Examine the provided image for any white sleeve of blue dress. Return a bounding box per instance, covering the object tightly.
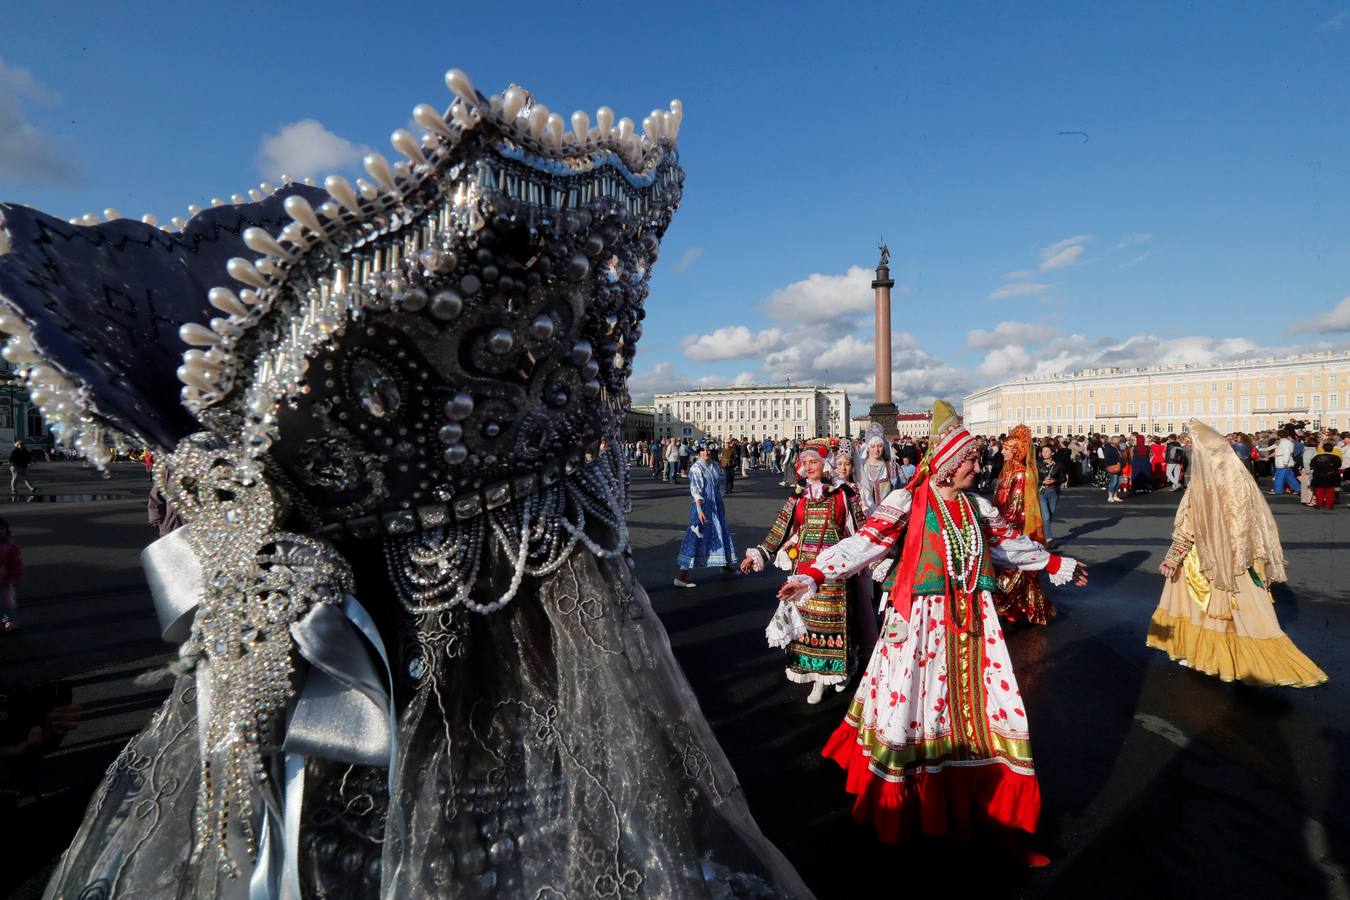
[688,463,705,502]
[973,494,1079,584]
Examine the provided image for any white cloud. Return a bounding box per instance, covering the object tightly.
[256,119,370,181]
[1117,233,1153,249]
[813,334,873,371]
[760,266,880,322]
[672,247,703,272]
[1316,9,1348,30]
[1039,235,1089,271]
[1290,296,1350,335]
[988,282,1051,300]
[628,362,693,402]
[1004,269,1036,279]
[975,345,1033,380]
[0,57,80,185]
[965,321,1061,350]
[680,325,786,361]
[968,329,1350,389]
[1118,252,1151,269]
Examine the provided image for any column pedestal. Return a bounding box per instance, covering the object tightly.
[870,262,898,439]
[867,401,899,439]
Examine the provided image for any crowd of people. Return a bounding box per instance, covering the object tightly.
[642,405,1326,868]
[957,423,1350,511]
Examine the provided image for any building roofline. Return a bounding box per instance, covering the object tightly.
[652,385,844,395]
[964,349,1350,397]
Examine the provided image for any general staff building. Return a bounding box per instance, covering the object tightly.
[962,351,1350,437]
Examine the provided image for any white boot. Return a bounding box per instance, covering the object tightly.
[806,682,826,704]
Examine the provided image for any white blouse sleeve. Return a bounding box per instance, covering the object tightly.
[689,464,705,502]
[973,494,1079,585]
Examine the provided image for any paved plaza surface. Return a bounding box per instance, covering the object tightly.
[2,460,1348,898]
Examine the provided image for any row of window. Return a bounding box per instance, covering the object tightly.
[1011,392,1345,420]
[656,425,809,439]
[1013,372,1345,406]
[1008,416,1342,435]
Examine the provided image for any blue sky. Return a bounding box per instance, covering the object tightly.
[4,1,1349,409]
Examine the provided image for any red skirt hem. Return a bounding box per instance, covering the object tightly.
[821,719,1041,844]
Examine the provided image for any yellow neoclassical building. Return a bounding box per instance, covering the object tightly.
[963,350,1350,437]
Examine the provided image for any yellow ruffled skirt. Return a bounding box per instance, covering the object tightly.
[1146,552,1327,688]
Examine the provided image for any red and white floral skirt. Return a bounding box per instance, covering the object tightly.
[822,588,1040,843]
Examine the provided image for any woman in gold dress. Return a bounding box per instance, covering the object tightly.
[1147,419,1327,687]
[992,425,1056,624]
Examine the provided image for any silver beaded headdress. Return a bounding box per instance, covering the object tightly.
[0,67,684,876]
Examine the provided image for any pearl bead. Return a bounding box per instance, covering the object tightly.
[486,328,514,354]
[444,393,474,420]
[527,315,554,340]
[430,290,463,320]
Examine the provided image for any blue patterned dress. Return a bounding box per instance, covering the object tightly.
[677,459,737,568]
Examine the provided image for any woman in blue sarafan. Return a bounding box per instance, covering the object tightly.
[675,440,738,587]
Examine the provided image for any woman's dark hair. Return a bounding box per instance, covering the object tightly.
[1323,441,1336,452]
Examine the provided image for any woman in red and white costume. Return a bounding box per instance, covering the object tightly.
[777,415,1089,864]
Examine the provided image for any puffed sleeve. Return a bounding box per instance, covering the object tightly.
[974,494,1080,586]
[688,464,705,502]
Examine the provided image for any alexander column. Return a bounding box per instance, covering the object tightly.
[868,243,900,438]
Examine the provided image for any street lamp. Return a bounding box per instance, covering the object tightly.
[0,370,21,444]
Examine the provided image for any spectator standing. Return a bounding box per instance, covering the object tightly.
[663,438,680,483]
[1165,434,1186,490]
[1341,434,1350,505]
[1309,442,1341,511]
[1149,437,1167,486]
[1299,434,1319,507]
[8,441,36,496]
[1231,433,1252,477]
[1102,436,1124,502]
[720,440,740,494]
[780,440,798,486]
[1053,439,1073,489]
[1130,433,1152,494]
[0,518,23,632]
[678,438,691,475]
[1254,432,1276,479]
[1269,427,1299,496]
[1068,436,1085,485]
[1038,444,1064,548]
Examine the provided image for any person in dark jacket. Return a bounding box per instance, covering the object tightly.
[1038,444,1065,548]
[7,441,36,495]
[1309,442,1342,511]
